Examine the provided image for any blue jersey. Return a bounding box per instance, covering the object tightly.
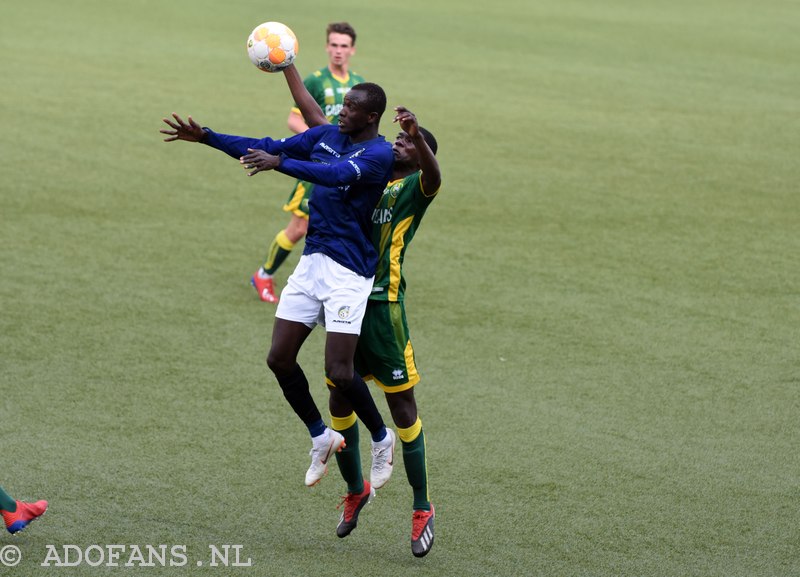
[204,125,393,277]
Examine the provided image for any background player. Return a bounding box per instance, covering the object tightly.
[251,22,365,303]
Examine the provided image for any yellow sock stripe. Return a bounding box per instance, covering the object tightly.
[423,428,430,502]
[276,230,296,250]
[397,417,423,443]
[264,230,296,270]
[263,236,280,270]
[331,412,357,431]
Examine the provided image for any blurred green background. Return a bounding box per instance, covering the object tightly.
[1,0,798,575]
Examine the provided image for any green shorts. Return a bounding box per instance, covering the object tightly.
[283,179,313,218]
[354,301,420,393]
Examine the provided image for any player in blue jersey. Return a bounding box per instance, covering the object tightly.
[162,80,396,489]
[283,64,441,557]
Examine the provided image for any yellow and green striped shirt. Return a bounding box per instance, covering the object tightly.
[370,171,440,302]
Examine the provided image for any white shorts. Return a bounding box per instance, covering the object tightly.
[275,253,374,335]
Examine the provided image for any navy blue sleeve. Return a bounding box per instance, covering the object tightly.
[202,129,283,160]
[277,145,393,187]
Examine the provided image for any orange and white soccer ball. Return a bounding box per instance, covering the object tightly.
[246,21,299,73]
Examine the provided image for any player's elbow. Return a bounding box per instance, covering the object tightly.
[423,176,442,195]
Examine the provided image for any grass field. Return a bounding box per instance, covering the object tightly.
[2,0,799,575]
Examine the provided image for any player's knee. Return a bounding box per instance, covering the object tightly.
[328,385,350,413]
[286,217,308,241]
[266,350,292,376]
[387,390,418,428]
[326,364,353,390]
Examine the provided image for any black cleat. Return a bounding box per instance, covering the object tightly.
[411,505,435,557]
[336,481,375,538]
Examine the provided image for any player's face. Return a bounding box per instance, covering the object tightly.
[326,33,355,69]
[338,89,372,134]
[392,132,418,166]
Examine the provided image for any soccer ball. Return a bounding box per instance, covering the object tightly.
[246,22,299,73]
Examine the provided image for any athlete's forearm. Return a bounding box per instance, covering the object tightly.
[203,129,281,160]
[284,65,327,129]
[413,133,441,193]
[277,157,357,186]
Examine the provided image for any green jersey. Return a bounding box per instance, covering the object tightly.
[292,67,366,124]
[370,172,440,302]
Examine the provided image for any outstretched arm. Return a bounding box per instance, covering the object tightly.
[162,112,288,176]
[393,107,441,194]
[282,64,327,129]
[160,113,207,143]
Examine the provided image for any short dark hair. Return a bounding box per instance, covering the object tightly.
[418,127,438,155]
[327,22,356,45]
[351,82,386,117]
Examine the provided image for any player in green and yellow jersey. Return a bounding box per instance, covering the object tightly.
[331,108,441,558]
[252,22,366,303]
[281,62,441,557]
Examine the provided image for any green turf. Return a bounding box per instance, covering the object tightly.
[1,0,799,575]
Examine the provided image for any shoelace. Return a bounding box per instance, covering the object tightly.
[337,492,360,517]
[372,444,390,470]
[412,510,431,538]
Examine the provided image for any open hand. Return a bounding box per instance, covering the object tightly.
[393,106,419,137]
[160,113,206,143]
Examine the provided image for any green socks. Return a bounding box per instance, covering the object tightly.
[0,486,17,512]
[263,230,295,275]
[332,414,364,494]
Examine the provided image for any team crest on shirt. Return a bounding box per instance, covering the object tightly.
[338,306,351,320]
[388,182,402,198]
